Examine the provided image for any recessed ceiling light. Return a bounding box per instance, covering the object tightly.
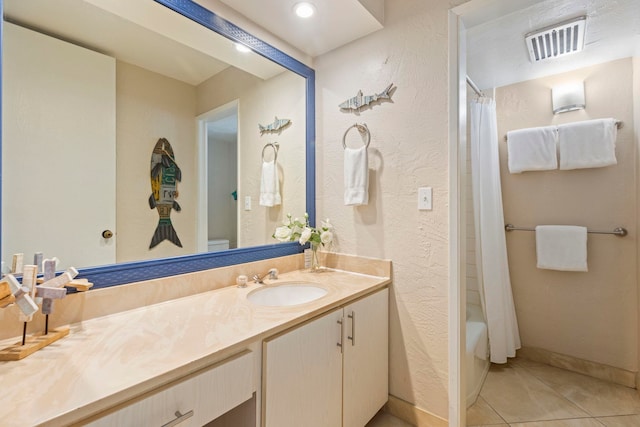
[293,2,315,18]
[235,43,251,53]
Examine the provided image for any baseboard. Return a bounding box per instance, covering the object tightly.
[385,395,448,427]
[518,346,637,388]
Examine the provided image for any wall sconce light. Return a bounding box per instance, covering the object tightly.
[552,82,585,114]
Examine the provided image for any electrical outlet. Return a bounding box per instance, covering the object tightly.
[418,187,432,210]
[244,196,252,211]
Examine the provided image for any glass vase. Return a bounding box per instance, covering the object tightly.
[310,242,321,271]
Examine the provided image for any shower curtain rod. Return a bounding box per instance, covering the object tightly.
[505,224,628,237]
[466,76,484,97]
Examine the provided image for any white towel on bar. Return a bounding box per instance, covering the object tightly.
[344,146,369,206]
[535,225,588,272]
[558,118,617,170]
[506,126,558,173]
[259,160,281,207]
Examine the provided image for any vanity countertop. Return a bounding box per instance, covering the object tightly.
[0,267,390,426]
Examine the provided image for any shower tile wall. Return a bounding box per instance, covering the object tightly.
[466,97,480,307]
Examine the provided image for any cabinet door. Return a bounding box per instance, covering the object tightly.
[263,309,343,427]
[343,288,389,427]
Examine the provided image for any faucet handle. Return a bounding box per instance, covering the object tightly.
[268,268,279,280]
[236,275,248,288]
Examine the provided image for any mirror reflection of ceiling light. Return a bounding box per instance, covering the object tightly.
[235,43,251,53]
[293,2,316,18]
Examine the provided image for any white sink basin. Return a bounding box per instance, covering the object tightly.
[247,282,328,307]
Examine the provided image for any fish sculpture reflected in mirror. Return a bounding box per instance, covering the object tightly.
[259,116,291,134]
[339,83,396,111]
[149,138,183,249]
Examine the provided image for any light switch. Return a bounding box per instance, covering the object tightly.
[244,196,252,211]
[418,187,432,210]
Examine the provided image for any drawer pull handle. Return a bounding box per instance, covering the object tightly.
[161,410,194,427]
[337,318,344,353]
[348,311,355,346]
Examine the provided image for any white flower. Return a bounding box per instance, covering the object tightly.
[274,226,293,242]
[274,213,335,249]
[299,227,312,245]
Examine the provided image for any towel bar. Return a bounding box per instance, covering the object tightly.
[504,224,628,237]
[503,120,622,141]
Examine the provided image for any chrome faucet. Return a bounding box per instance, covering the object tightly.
[253,268,278,284]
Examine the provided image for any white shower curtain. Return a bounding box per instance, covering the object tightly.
[469,98,521,364]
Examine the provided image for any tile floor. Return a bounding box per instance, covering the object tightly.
[366,411,414,427]
[364,357,640,427]
[467,358,640,427]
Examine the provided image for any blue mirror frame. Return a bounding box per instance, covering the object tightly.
[0,0,315,289]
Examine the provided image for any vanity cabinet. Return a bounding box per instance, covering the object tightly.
[86,351,255,427]
[263,288,388,427]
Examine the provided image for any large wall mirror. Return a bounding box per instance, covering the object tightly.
[1,0,316,288]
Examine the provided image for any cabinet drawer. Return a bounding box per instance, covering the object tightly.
[86,351,255,426]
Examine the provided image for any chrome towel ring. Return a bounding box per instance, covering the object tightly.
[342,123,371,149]
[261,142,279,162]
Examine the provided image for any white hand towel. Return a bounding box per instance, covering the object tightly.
[558,118,617,170]
[259,160,281,207]
[344,146,369,206]
[506,126,558,173]
[535,225,588,272]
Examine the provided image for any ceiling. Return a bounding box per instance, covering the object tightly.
[4,0,285,86]
[464,0,640,90]
[217,0,384,57]
[4,0,385,85]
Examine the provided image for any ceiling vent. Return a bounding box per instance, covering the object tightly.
[525,16,587,63]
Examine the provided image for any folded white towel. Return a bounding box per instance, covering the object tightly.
[558,118,617,170]
[344,146,368,206]
[535,225,588,272]
[506,126,558,173]
[259,160,281,207]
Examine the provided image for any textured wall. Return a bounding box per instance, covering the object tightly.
[197,68,307,248]
[315,0,467,419]
[633,56,640,384]
[496,58,637,371]
[116,61,198,263]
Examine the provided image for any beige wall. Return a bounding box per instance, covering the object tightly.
[115,61,306,261]
[315,0,467,419]
[197,68,307,248]
[496,58,637,371]
[116,61,198,262]
[634,56,640,386]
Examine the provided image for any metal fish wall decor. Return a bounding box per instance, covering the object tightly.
[339,83,395,111]
[258,116,291,134]
[149,138,183,249]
